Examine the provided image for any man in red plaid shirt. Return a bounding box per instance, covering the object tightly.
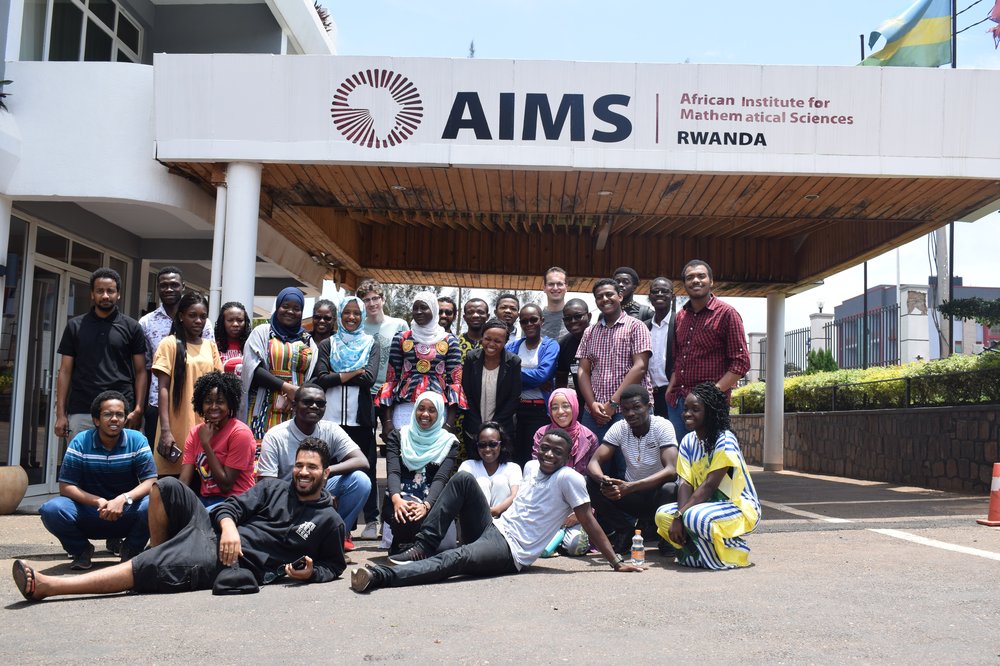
[665,260,750,439]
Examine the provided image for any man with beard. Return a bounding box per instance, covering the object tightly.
[12,439,346,601]
[139,266,213,445]
[55,268,148,443]
[457,298,489,362]
[437,296,457,333]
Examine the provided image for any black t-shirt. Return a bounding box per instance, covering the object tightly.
[557,333,584,405]
[57,309,146,413]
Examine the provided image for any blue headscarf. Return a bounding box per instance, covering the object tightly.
[400,391,456,471]
[329,296,375,372]
[269,287,307,343]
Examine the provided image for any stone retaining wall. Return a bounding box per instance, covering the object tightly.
[731,405,1000,493]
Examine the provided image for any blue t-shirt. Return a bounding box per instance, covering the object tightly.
[58,428,157,499]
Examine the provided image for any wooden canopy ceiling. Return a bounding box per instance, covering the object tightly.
[167,162,1000,296]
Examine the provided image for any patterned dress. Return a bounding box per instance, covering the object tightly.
[248,336,315,440]
[377,330,466,410]
[655,429,761,569]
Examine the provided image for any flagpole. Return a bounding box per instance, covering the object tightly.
[949,1,956,355]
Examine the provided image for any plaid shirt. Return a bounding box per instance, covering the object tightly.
[576,312,652,410]
[668,294,750,404]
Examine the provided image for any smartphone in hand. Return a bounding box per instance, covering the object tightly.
[290,556,308,570]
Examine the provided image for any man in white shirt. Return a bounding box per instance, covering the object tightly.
[349,429,643,591]
[586,384,678,553]
[646,277,678,433]
[258,384,370,534]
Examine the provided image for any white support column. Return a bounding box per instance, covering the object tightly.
[209,183,228,322]
[0,195,10,313]
[220,162,262,315]
[763,292,785,471]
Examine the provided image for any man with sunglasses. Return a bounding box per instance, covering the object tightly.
[555,298,592,406]
[258,384,371,537]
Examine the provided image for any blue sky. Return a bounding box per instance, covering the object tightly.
[325,1,1000,334]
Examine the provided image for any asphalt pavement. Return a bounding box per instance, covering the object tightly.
[2,467,999,664]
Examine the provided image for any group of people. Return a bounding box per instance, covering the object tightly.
[12,260,762,602]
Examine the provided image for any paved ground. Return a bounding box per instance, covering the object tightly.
[2,467,999,664]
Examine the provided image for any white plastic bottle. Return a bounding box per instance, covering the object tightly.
[630,529,645,565]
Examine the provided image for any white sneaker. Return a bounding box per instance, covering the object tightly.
[359,521,380,540]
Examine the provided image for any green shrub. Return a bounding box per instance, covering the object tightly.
[731,352,1000,414]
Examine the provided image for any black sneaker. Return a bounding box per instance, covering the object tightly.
[105,538,122,556]
[350,566,379,592]
[70,542,95,570]
[388,545,428,565]
[119,543,138,564]
[609,531,633,555]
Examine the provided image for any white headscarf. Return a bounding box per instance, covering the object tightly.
[409,291,447,345]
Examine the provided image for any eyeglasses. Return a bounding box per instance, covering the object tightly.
[649,289,672,296]
[563,312,588,322]
[313,315,334,322]
[298,398,327,408]
[361,296,382,304]
[477,440,501,449]
[519,316,541,326]
[545,282,566,288]
[100,411,126,420]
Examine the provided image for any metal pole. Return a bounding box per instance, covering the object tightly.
[949,221,955,354]
[951,0,958,68]
[763,293,785,471]
[863,261,869,369]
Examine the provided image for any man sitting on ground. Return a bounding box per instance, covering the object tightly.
[349,429,643,592]
[39,390,157,570]
[586,384,678,553]
[258,383,371,548]
[13,439,346,601]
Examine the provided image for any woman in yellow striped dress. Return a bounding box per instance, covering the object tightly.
[655,382,761,569]
[239,288,318,461]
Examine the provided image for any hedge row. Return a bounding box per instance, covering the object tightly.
[732,351,1000,414]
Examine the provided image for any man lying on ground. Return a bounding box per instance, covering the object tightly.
[13,439,345,601]
[349,429,643,592]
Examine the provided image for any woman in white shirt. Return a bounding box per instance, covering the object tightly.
[457,421,521,517]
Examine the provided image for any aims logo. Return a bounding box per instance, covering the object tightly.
[330,69,423,148]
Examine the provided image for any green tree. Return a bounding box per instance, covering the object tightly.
[383,283,442,322]
[938,297,1000,328]
[484,289,541,312]
[805,348,838,374]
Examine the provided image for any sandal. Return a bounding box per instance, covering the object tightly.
[12,560,38,602]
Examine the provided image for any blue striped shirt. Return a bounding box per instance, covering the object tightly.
[58,428,157,498]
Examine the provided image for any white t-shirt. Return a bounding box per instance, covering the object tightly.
[257,419,360,480]
[458,460,522,508]
[495,461,590,569]
[517,343,543,400]
[603,415,677,482]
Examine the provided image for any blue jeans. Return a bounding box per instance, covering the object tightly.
[665,399,688,444]
[39,495,150,557]
[579,409,623,442]
[326,470,372,531]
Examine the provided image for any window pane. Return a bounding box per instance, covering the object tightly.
[109,257,128,290]
[19,0,48,61]
[116,48,133,63]
[70,241,102,272]
[116,14,139,53]
[49,0,84,61]
[0,218,27,465]
[84,18,112,61]
[88,0,115,29]
[35,228,69,263]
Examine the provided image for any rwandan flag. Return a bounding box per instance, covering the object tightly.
[861,0,952,67]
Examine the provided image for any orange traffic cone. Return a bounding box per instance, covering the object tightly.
[977,463,1000,527]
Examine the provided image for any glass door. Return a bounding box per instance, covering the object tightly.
[20,264,91,492]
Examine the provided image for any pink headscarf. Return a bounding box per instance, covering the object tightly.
[532,388,600,475]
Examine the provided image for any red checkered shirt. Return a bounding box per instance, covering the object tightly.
[576,312,652,410]
[668,294,749,404]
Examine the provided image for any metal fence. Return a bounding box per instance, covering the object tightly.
[823,304,899,370]
[758,326,814,381]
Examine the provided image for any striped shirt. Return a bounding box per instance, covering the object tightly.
[575,312,652,408]
[603,415,677,482]
[668,294,749,404]
[58,428,157,499]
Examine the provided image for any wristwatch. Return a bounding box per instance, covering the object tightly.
[608,400,620,410]
[123,493,134,507]
[609,553,625,569]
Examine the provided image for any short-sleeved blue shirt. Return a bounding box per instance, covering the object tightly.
[58,428,157,499]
